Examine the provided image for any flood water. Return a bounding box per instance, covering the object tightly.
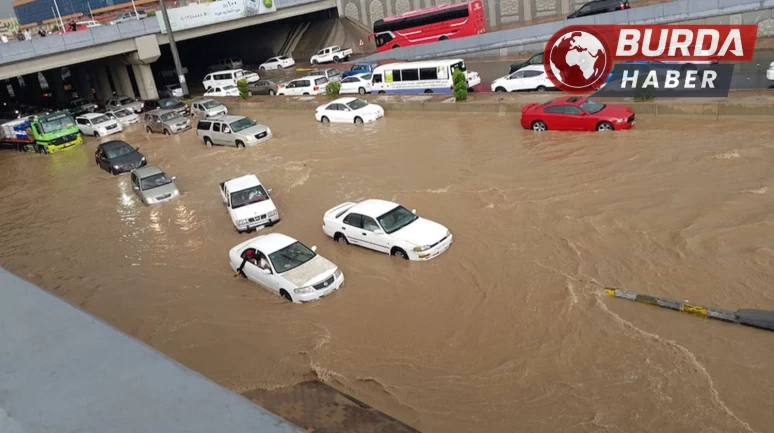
[0,112,772,433]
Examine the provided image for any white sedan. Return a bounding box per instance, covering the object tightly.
[339,74,373,95]
[229,233,344,303]
[322,199,452,261]
[205,85,240,97]
[259,55,296,71]
[490,65,555,92]
[106,109,139,126]
[315,97,384,124]
[75,112,123,137]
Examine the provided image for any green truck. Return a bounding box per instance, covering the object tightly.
[0,111,83,154]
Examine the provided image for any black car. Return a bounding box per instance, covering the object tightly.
[144,98,190,117]
[568,0,630,19]
[95,141,147,175]
[509,52,544,74]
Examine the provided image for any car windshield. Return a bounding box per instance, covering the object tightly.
[160,112,180,122]
[230,185,269,209]
[159,99,178,108]
[580,99,606,114]
[378,206,418,234]
[202,100,220,109]
[114,109,132,117]
[39,114,75,134]
[362,74,372,80]
[140,173,172,190]
[105,144,135,159]
[119,97,134,104]
[91,115,110,124]
[346,99,368,110]
[230,117,256,132]
[353,65,367,71]
[269,242,316,274]
[451,61,467,72]
[309,71,323,76]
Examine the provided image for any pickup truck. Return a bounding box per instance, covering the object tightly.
[310,46,353,65]
[220,174,280,233]
[342,62,379,78]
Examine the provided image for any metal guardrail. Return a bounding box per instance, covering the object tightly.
[0,0,329,66]
[362,0,774,62]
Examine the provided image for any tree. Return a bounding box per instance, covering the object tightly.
[326,80,341,97]
[452,68,467,102]
[237,79,249,100]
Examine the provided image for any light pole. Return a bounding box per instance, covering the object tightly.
[158,0,189,97]
[52,0,65,32]
[131,0,139,19]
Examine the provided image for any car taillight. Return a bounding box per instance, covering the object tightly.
[314,86,319,91]
[620,4,625,9]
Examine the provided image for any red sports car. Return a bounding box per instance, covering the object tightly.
[521,97,635,132]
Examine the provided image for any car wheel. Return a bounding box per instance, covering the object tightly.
[280,289,293,302]
[392,45,400,49]
[597,121,614,132]
[146,126,152,134]
[378,91,386,94]
[163,129,170,135]
[235,140,245,148]
[312,60,318,65]
[531,120,547,131]
[358,87,366,95]
[391,248,408,260]
[110,167,117,176]
[424,89,433,94]
[260,67,265,71]
[204,137,213,147]
[495,87,507,92]
[93,131,99,137]
[303,92,309,95]
[269,90,275,96]
[334,233,348,244]
[354,116,363,124]
[333,56,340,63]
[536,86,547,92]
[321,116,330,123]
[439,36,449,41]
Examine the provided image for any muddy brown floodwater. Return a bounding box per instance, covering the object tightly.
[0,111,772,433]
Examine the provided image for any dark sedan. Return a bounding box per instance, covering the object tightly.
[510,52,544,74]
[248,79,286,96]
[95,140,147,175]
[143,98,190,116]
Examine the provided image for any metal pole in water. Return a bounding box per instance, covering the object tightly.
[605,288,774,332]
[158,0,189,97]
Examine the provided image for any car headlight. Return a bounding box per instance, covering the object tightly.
[267,209,278,217]
[294,286,315,294]
[413,245,432,252]
[334,269,343,279]
[145,197,157,204]
[141,157,146,163]
[245,135,257,142]
[112,165,120,170]
[616,118,625,123]
[236,218,248,226]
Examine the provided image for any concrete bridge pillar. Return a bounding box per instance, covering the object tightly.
[109,62,135,98]
[0,81,11,101]
[43,68,69,103]
[131,63,158,101]
[72,65,94,101]
[9,78,23,100]
[89,62,114,102]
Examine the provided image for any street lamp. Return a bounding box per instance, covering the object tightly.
[131,0,139,19]
[51,0,65,32]
[158,0,189,97]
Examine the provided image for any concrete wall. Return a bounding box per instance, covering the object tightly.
[362,0,774,61]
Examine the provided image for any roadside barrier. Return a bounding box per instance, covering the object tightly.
[605,287,774,332]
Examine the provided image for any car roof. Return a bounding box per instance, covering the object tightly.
[78,112,104,119]
[350,199,399,217]
[208,69,243,74]
[329,97,358,104]
[517,65,546,72]
[133,166,163,178]
[226,174,262,191]
[98,140,131,150]
[245,233,298,255]
[207,114,245,122]
[146,108,178,115]
[192,98,218,104]
[549,96,587,106]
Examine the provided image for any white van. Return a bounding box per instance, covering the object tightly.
[371,59,481,95]
[202,69,259,90]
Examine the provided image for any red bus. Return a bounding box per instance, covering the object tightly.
[372,0,486,53]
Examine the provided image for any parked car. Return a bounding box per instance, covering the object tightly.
[110,11,147,25]
[229,233,344,303]
[322,199,452,261]
[202,69,259,90]
[520,96,635,132]
[315,98,384,124]
[490,65,555,92]
[204,85,240,97]
[144,109,192,135]
[509,52,544,74]
[75,112,123,137]
[196,115,272,147]
[259,56,295,70]
[78,20,102,28]
[277,77,328,96]
[144,98,190,117]
[130,166,179,205]
[567,0,630,19]
[342,62,379,78]
[106,96,144,113]
[307,68,342,83]
[768,61,774,81]
[220,174,279,233]
[339,74,373,95]
[208,57,244,73]
[159,84,184,98]
[95,140,146,175]
[248,79,285,96]
[105,108,140,126]
[191,99,228,118]
[310,46,353,64]
[68,98,98,115]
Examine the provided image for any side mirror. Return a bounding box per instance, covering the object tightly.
[579,112,586,116]
[311,245,318,252]
[132,186,139,191]
[223,128,231,134]
[171,176,177,180]
[135,147,140,151]
[411,209,416,214]
[261,268,271,275]
[373,229,384,235]
[267,188,272,195]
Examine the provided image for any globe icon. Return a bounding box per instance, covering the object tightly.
[548,30,608,90]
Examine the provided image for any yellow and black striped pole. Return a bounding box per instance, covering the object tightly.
[605,288,774,332]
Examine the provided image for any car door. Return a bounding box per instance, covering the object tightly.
[152,115,163,133]
[331,103,348,122]
[541,105,565,129]
[340,77,357,94]
[284,81,297,96]
[239,249,282,293]
[297,80,311,95]
[96,148,109,170]
[211,121,225,145]
[507,71,525,91]
[561,105,586,130]
[522,70,543,90]
[358,216,390,253]
[341,213,365,247]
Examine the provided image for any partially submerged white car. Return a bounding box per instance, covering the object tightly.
[230,233,344,303]
[220,174,279,233]
[75,112,123,137]
[322,199,452,260]
[315,98,384,124]
[106,108,140,126]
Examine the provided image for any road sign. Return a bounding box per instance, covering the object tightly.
[359,39,364,46]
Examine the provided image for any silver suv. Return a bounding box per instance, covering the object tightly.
[195,115,273,148]
[144,109,191,135]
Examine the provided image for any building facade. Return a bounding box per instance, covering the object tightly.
[13,0,115,25]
